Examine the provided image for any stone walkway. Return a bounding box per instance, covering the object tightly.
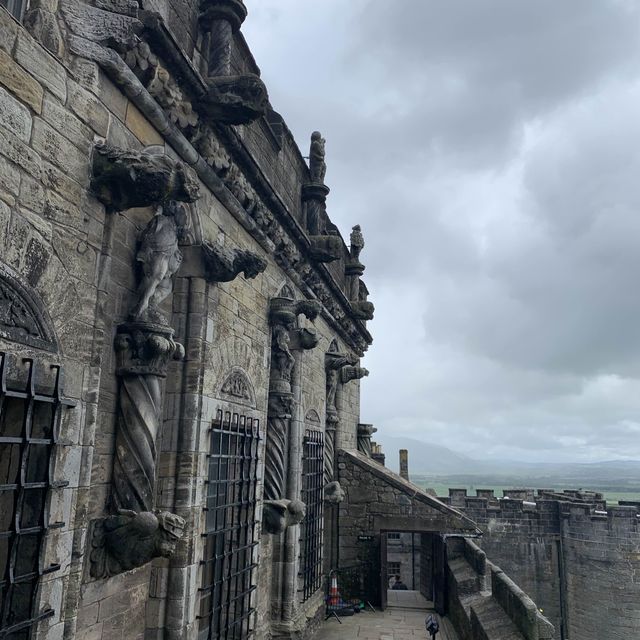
[315,591,459,640]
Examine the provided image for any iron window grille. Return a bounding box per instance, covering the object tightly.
[387,532,401,541]
[0,353,74,639]
[0,1,26,21]
[198,409,260,640]
[299,429,324,602]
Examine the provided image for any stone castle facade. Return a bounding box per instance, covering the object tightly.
[0,2,625,640]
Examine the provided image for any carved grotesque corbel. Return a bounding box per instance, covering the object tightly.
[201,242,267,282]
[340,365,369,384]
[351,301,375,321]
[91,143,200,212]
[90,510,185,579]
[357,423,377,457]
[324,481,345,505]
[309,235,343,263]
[262,499,306,535]
[24,1,63,57]
[200,74,269,125]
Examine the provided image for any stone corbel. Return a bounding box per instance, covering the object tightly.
[262,499,306,535]
[324,481,345,505]
[340,365,369,384]
[91,143,200,212]
[357,423,377,457]
[308,235,343,263]
[90,510,185,579]
[201,242,267,282]
[351,301,375,321]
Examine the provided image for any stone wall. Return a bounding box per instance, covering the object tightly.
[441,489,640,640]
[0,3,373,639]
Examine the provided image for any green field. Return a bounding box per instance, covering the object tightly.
[411,477,640,505]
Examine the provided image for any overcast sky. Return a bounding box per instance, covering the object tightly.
[243,0,640,463]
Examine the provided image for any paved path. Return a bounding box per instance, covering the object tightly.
[315,591,459,640]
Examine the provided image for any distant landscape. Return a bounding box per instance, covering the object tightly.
[375,435,640,504]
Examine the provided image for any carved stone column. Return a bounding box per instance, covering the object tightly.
[113,322,184,512]
[199,0,247,76]
[262,292,321,534]
[198,0,269,125]
[357,423,377,458]
[89,144,200,579]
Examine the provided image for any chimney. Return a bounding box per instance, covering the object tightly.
[399,449,409,480]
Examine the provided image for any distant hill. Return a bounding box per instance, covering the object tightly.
[374,434,640,481]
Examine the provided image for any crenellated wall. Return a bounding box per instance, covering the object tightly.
[440,488,640,640]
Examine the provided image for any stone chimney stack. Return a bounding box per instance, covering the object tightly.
[399,449,409,480]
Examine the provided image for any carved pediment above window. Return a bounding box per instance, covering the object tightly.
[220,368,256,407]
[0,263,57,352]
[305,409,321,425]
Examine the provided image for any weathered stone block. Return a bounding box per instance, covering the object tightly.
[124,102,164,146]
[0,47,43,113]
[0,124,42,179]
[15,30,66,101]
[0,85,33,142]
[32,118,88,184]
[67,79,109,136]
[42,93,93,152]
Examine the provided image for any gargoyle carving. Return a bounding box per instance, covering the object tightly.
[89,510,185,579]
[202,242,267,283]
[351,301,375,321]
[91,143,200,212]
[200,74,268,125]
[262,499,306,535]
[341,365,369,384]
[324,481,345,505]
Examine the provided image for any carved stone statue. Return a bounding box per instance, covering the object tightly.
[90,509,185,579]
[130,202,188,322]
[202,242,267,282]
[309,131,326,184]
[91,143,200,212]
[324,481,345,505]
[325,343,358,424]
[350,224,364,262]
[262,499,306,535]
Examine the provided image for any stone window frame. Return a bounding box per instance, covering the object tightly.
[198,408,261,640]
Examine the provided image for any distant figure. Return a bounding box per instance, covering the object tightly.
[388,575,396,589]
[391,575,408,590]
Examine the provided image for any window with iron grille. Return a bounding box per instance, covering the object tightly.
[0,353,73,639]
[198,409,260,640]
[387,532,401,541]
[0,1,26,21]
[299,429,324,602]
